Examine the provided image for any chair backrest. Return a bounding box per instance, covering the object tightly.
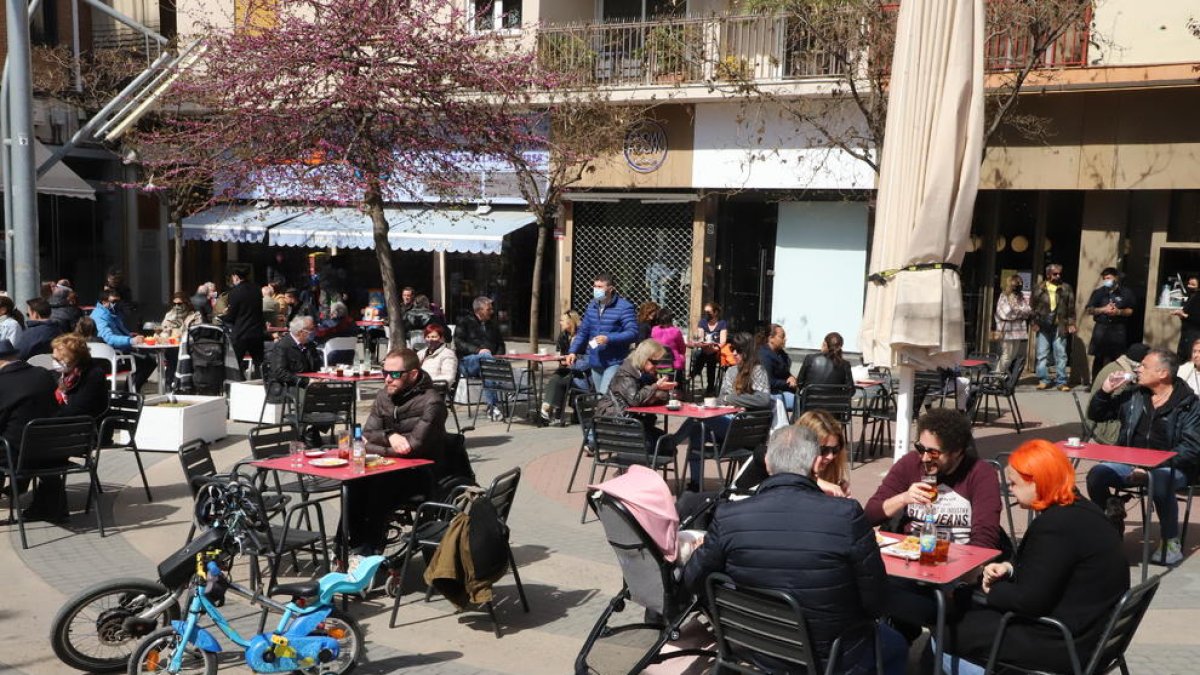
[248,423,300,460]
[592,492,672,617]
[26,353,56,370]
[87,341,120,362]
[478,358,517,388]
[485,467,522,523]
[593,415,652,464]
[706,572,822,675]
[1084,575,1161,675]
[100,391,141,439]
[322,336,358,365]
[1071,390,1097,442]
[798,384,855,423]
[15,417,96,470]
[719,410,774,459]
[575,393,603,437]
[179,440,217,497]
[299,381,356,421]
[1003,355,1026,394]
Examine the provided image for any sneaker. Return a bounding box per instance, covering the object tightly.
[1036,382,1051,390]
[489,406,504,422]
[1160,538,1183,566]
[1103,497,1127,533]
[1057,385,1072,392]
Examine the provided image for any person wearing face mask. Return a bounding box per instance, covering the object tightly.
[567,272,638,395]
[1084,267,1137,382]
[348,348,445,566]
[689,301,728,397]
[418,323,457,383]
[91,288,156,391]
[993,274,1031,376]
[1172,274,1200,362]
[158,292,202,389]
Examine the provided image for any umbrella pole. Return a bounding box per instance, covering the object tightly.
[894,364,914,462]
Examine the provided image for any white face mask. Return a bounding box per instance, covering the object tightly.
[51,359,66,372]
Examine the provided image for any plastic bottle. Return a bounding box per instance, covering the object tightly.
[351,425,366,474]
[918,513,938,566]
[1160,284,1172,307]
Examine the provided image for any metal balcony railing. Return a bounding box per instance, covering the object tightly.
[92,24,164,63]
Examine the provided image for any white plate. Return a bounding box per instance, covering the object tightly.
[310,457,348,468]
[304,449,326,458]
[365,453,381,462]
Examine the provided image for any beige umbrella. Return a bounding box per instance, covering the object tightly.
[858,0,985,462]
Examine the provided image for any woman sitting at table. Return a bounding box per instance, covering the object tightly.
[539,310,586,423]
[674,332,771,492]
[594,338,676,442]
[158,291,202,389]
[418,323,457,384]
[796,410,851,497]
[797,331,854,389]
[943,439,1130,675]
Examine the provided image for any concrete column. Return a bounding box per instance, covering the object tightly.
[559,200,574,314]
[1074,191,1128,385]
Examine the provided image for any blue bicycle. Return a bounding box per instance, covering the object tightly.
[127,549,384,674]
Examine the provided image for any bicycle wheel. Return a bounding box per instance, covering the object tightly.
[306,609,364,674]
[127,627,216,675]
[51,578,181,673]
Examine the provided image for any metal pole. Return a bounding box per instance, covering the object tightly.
[894,364,914,462]
[6,0,39,301]
[2,0,40,294]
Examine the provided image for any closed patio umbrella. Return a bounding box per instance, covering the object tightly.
[858,0,985,460]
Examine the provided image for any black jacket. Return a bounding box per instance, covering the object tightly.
[951,500,1129,672]
[798,352,853,389]
[453,313,505,359]
[17,320,62,360]
[0,361,59,460]
[594,360,668,419]
[264,334,319,402]
[48,290,82,333]
[58,360,111,419]
[758,345,793,393]
[1088,376,1200,481]
[683,473,887,674]
[222,281,265,344]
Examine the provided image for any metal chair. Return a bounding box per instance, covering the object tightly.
[706,572,881,675]
[682,409,773,491]
[986,453,1030,545]
[247,423,340,505]
[972,355,1026,432]
[321,336,358,367]
[95,391,152,501]
[982,574,1161,675]
[566,393,603,493]
[1,416,102,549]
[87,342,134,391]
[557,368,596,426]
[387,468,529,636]
[1071,390,1099,443]
[582,416,678,523]
[856,379,895,467]
[795,384,855,427]
[474,358,533,432]
[432,379,471,434]
[297,380,356,441]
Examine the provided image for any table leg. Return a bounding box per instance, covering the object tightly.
[338,482,349,569]
[156,351,167,395]
[1142,476,1154,583]
[931,586,948,675]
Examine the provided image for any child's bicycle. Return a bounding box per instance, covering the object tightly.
[127,546,384,674]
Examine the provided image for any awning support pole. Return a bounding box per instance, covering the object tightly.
[894,363,914,462]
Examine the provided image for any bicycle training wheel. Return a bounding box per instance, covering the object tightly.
[126,626,216,675]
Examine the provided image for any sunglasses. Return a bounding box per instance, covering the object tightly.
[913,441,943,458]
[384,369,415,380]
[819,445,841,456]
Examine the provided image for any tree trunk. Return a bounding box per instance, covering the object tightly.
[528,218,548,351]
[364,182,404,350]
[173,217,184,293]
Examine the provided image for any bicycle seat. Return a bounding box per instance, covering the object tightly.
[317,555,386,604]
[271,580,319,599]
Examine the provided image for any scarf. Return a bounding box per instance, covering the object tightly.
[57,366,81,405]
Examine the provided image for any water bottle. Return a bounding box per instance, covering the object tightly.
[351,425,366,475]
[1160,284,1172,307]
[918,513,938,566]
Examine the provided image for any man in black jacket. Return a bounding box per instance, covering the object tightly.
[0,339,61,518]
[454,296,506,421]
[1087,348,1200,566]
[18,297,61,360]
[222,267,267,377]
[683,425,905,675]
[758,323,796,411]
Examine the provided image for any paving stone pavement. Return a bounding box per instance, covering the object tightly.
[3,388,1200,673]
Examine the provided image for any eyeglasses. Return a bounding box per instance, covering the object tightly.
[913,441,943,458]
[819,445,841,456]
[384,369,413,380]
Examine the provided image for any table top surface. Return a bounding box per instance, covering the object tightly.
[355,320,385,326]
[877,532,1001,584]
[496,353,565,362]
[959,359,990,368]
[855,379,885,388]
[299,371,386,382]
[132,342,178,350]
[627,403,741,419]
[1055,441,1175,468]
[252,452,431,482]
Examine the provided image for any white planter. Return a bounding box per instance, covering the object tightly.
[228,380,283,423]
[136,395,228,451]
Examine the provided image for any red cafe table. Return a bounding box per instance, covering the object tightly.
[1056,440,1176,581]
[878,532,1002,675]
[627,403,742,488]
[252,451,432,565]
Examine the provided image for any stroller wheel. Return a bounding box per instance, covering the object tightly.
[385,574,401,598]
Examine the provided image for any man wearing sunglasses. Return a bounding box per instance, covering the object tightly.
[864,408,1002,551]
[1031,263,1077,391]
[345,348,446,561]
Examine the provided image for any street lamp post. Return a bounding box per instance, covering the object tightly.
[5,0,40,301]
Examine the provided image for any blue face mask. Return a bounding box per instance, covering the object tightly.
[593,287,606,301]
[1102,279,1114,288]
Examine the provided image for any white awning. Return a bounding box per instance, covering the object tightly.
[269,206,536,254]
[5,140,97,200]
[179,205,302,243]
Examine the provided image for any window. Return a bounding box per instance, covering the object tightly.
[473,0,521,32]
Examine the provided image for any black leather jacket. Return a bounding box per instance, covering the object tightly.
[798,353,853,388]
[1088,376,1200,481]
[595,360,667,419]
[453,313,505,359]
[264,334,319,402]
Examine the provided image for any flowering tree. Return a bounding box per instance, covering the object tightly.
[134,0,548,341]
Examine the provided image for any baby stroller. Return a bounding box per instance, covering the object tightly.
[176,324,244,395]
[575,466,715,675]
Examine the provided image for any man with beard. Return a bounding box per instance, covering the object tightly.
[346,348,446,571]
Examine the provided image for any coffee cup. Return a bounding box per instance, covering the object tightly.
[1067,436,1081,446]
[539,346,552,356]
[666,399,682,410]
[703,396,718,408]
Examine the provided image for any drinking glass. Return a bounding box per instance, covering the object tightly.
[934,529,951,564]
[289,440,305,467]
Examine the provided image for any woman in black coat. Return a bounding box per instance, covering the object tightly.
[797,331,854,388]
[945,439,1129,674]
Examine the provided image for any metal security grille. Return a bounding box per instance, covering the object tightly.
[571,201,694,317]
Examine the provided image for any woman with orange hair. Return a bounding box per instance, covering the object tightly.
[943,439,1130,674]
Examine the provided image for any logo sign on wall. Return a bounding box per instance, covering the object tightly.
[624,119,668,174]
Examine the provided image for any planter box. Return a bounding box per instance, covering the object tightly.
[136,395,228,451]
[228,380,283,423]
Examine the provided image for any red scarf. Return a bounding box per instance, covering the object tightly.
[56,366,81,406]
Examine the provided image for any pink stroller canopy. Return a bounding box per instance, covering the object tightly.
[591,465,680,562]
